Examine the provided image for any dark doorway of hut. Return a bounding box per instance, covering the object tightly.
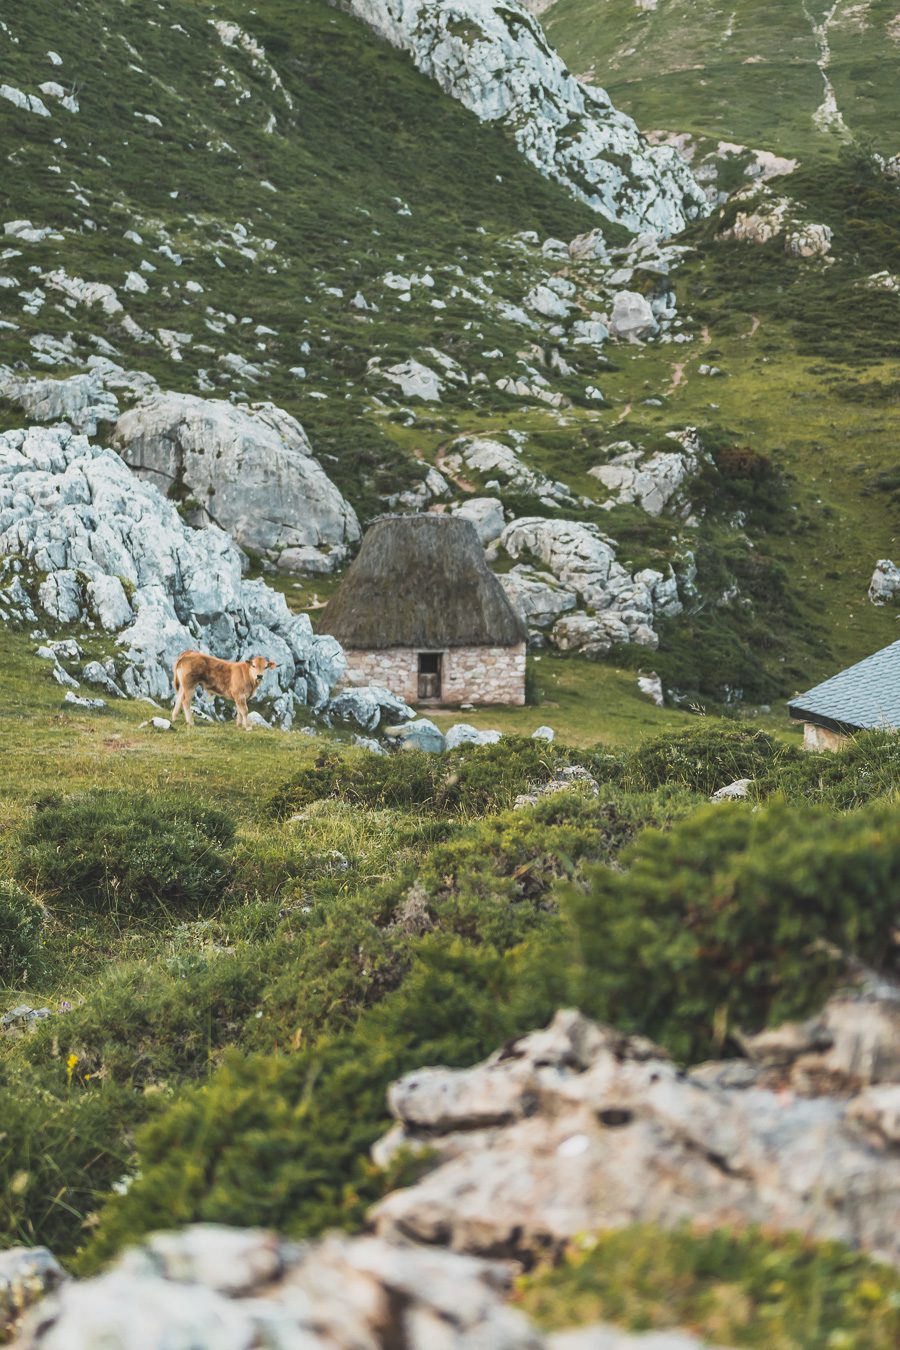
[417,652,442,702]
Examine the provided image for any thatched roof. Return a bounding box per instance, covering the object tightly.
[319,514,527,649]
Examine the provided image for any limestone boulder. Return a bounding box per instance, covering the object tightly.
[609,291,659,343]
[451,496,506,545]
[442,437,574,505]
[13,1228,541,1350]
[499,565,578,628]
[370,1009,900,1264]
[113,392,359,574]
[868,559,900,604]
[325,684,415,733]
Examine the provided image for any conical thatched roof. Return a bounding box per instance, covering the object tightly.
[319,514,527,649]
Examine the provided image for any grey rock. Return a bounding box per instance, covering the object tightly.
[385,718,445,753]
[451,496,506,545]
[63,691,106,710]
[113,392,359,574]
[325,684,415,733]
[549,1330,730,1350]
[868,559,900,605]
[37,569,82,624]
[15,1228,541,1350]
[86,574,133,631]
[531,725,555,741]
[710,779,752,801]
[371,1008,900,1264]
[0,1246,65,1342]
[444,723,502,750]
[609,291,659,343]
[82,661,126,698]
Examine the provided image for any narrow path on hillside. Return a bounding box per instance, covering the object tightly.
[665,325,712,397]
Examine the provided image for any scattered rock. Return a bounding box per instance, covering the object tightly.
[384,718,445,753]
[710,778,752,801]
[514,766,599,808]
[442,437,575,505]
[637,672,664,706]
[0,1247,65,1342]
[140,717,174,731]
[868,559,900,605]
[63,691,106,711]
[609,291,659,342]
[445,723,502,749]
[451,496,506,545]
[531,725,555,741]
[326,684,415,733]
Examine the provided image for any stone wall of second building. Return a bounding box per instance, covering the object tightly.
[341,644,526,707]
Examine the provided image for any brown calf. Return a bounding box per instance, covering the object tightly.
[172,650,277,729]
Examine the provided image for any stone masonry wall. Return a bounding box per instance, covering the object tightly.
[342,644,526,706]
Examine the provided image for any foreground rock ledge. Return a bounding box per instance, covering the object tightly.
[371,1008,900,1265]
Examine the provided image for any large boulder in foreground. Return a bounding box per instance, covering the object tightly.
[370,1005,900,1265]
[113,393,360,574]
[11,1228,541,1349]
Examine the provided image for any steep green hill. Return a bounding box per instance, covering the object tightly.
[541,0,900,158]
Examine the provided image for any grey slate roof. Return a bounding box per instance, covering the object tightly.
[788,639,900,731]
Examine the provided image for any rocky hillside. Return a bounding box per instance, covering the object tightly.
[2,0,899,706]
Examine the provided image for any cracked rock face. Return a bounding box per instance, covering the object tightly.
[113,392,360,575]
[370,1008,900,1265]
[0,424,346,715]
[344,1,707,235]
[12,1227,542,1349]
[497,517,680,652]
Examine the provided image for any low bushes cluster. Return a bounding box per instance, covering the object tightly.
[268,738,606,820]
[755,729,900,808]
[518,1225,900,1349]
[566,800,900,1061]
[610,722,800,796]
[16,792,236,922]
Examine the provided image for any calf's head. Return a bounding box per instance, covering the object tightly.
[248,655,278,685]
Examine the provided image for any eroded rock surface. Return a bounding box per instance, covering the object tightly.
[11,1227,542,1349]
[0,425,345,716]
[345,1,707,235]
[113,392,359,574]
[371,1008,900,1265]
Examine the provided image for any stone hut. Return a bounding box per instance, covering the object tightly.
[319,514,527,706]
[789,639,900,750]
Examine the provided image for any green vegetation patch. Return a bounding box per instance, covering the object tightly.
[518,1225,900,1349]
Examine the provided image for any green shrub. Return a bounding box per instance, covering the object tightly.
[268,738,604,820]
[756,729,900,808]
[414,786,698,949]
[565,800,900,1062]
[0,880,43,985]
[16,792,236,922]
[623,723,799,796]
[518,1225,900,1349]
[77,934,568,1271]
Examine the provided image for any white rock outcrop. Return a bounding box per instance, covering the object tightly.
[442,437,574,505]
[498,517,680,652]
[11,1228,541,1349]
[113,392,359,574]
[589,436,704,517]
[0,425,346,716]
[371,1007,900,1264]
[344,1,707,235]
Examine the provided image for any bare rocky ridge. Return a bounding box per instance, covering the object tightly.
[343,1,707,235]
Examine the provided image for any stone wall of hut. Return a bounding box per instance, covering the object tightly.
[342,644,527,706]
